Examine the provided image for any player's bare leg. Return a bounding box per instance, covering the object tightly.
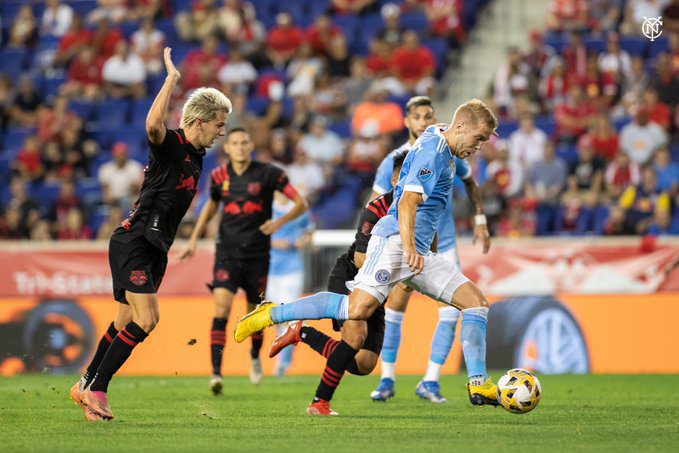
[209,288,235,395]
[83,292,158,420]
[449,281,498,406]
[372,283,412,401]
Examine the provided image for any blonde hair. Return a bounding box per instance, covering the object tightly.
[180,87,233,129]
[453,99,499,135]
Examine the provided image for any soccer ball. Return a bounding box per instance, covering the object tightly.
[496,368,542,414]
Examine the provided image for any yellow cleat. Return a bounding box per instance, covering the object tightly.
[467,378,500,407]
[234,302,276,343]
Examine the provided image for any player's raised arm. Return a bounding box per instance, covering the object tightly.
[146,47,181,146]
[398,191,425,274]
[180,198,219,261]
[463,176,491,253]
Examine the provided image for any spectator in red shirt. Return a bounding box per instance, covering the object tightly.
[37,95,83,145]
[181,34,227,92]
[391,30,436,94]
[425,0,465,49]
[539,58,572,113]
[91,16,123,59]
[57,207,92,240]
[54,14,92,67]
[306,14,343,56]
[12,136,44,182]
[604,151,640,199]
[49,180,82,229]
[583,114,619,161]
[555,84,596,143]
[63,46,105,100]
[547,0,590,32]
[642,86,672,131]
[366,37,393,77]
[266,13,304,69]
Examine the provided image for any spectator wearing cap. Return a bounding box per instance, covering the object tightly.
[98,142,144,209]
[41,0,74,38]
[378,3,404,50]
[103,40,147,99]
[266,13,304,69]
[391,30,437,95]
[175,0,219,42]
[298,115,345,169]
[619,107,668,165]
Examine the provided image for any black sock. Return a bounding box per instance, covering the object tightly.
[314,340,358,403]
[89,322,148,392]
[301,326,361,375]
[210,317,227,376]
[250,331,263,359]
[83,322,118,386]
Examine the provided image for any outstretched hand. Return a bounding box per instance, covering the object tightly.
[472,224,491,254]
[164,47,181,83]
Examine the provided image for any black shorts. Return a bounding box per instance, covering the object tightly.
[210,254,269,306]
[328,253,385,354]
[109,235,168,304]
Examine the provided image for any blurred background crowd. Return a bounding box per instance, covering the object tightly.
[0,0,677,242]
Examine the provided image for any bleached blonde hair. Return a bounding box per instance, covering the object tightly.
[180,87,232,129]
[453,99,499,135]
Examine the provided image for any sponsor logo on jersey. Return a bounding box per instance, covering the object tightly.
[375,269,391,284]
[248,182,261,196]
[418,167,433,181]
[176,173,197,194]
[129,270,148,286]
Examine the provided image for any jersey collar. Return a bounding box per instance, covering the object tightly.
[178,128,207,157]
[430,124,454,159]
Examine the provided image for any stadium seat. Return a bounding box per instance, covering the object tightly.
[646,37,670,58]
[2,128,35,154]
[400,13,429,32]
[68,100,96,123]
[620,38,647,57]
[534,116,557,137]
[93,99,131,128]
[34,182,62,206]
[0,49,28,77]
[556,143,578,164]
[583,37,606,54]
[494,121,519,139]
[247,96,271,116]
[423,38,448,72]
[333,16,359,38]
[131,98,155,124]
[328,120,351,139]
[69,0,99,17]
[42,75,67,98]
[77,178,103,206]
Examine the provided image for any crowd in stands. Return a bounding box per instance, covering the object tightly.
[0,0,677,241]
[479,0,679,237]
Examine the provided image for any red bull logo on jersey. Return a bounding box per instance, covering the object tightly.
[247,182,261,196]
[176,173,197,194]
[129,270,148,286]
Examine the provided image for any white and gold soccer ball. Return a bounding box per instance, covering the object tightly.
[497,368,542,414]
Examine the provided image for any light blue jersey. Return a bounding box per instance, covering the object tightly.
[438,159,471,252]
[372,141,411,196]
[269,202,314,276]
[372,125,460,255]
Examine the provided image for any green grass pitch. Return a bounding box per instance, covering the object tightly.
[1,374,678,452]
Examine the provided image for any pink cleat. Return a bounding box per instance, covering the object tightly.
[82,389,114,420]
[307,399,339,416]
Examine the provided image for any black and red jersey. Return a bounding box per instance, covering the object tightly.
[347,191,394,263]
[209,161,297,259]
[112,129,205,252]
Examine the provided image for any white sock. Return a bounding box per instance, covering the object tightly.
[423,360,442,382]
[381,361,396,380]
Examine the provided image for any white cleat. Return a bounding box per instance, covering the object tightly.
[250,358,263,385]
[210,375,223,396]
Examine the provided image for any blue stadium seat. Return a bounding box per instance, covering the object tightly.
[154,18,180,44]
[534,116,557,137]
[620,38,647,57]
[35,182,62,206]
[77,178,103,206]
[131,98,155,124]
[42,75,67,98]
[647,37,670,58]
[423,38,448,72]
[68,100,96,122]
[613,117,631,132]
[333,16,359,38]
[400,12,429,32]
[2,128,35,154]
[556,143,579,164]
[494,121,518,139]
[247,96,270,116]
[543,33,568,53]
[93,99,131,128]
[120,20,142,39]
[0,49,28,77]
[69,0,99,17]
[583,37,606,54]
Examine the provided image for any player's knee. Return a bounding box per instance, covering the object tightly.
[136,313,159,333]
[355,354,378,375]
[348,304,372,320]
[465,293,488,309]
